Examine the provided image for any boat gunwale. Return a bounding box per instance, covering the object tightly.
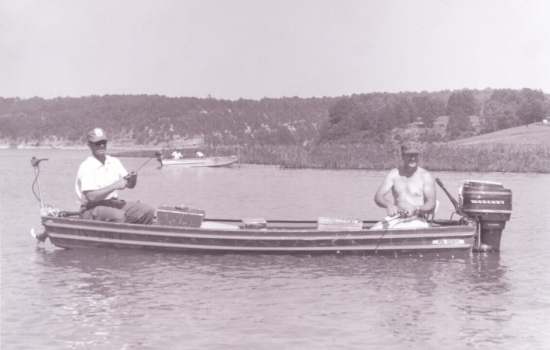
[42,216,475,241]
[48,233,473,252]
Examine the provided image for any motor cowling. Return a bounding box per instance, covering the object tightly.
[459,180,512,252]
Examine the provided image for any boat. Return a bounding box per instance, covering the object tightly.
[159,155,238,168]
[109,149,238,168]
[30,157,513,255]
[38,213,477,255]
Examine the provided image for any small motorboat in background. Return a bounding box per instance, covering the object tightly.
[159,154,238,167]
[157,149,238,167]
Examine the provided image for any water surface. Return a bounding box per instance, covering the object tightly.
[1,149,549,349]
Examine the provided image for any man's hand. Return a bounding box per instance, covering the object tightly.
[394,205,420,218]
[386,204,400,217]
[124,172,137,189]
[113,177,128,190]
[395,204,419,218]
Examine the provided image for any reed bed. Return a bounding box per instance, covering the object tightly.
[113,143,550,173]
[423,143,550,173]
[217,143,550,173]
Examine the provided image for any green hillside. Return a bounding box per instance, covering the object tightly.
[449,121,550,146]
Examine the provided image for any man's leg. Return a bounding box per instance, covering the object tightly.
[82,205,126,222]
[123,201,156,224]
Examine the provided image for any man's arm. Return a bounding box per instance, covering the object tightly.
[76,156,130,204]
[83,178,128,203]
[417,171,436,215]
[374,170,400,216]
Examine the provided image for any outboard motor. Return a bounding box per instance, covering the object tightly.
[458,180,512,252]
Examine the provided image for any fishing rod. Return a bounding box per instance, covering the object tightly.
[133,151,163,172]
[124,151,163,188]
[435,177,462,214]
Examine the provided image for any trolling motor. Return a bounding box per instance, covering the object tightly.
[31,156,77,217]
[31,156,79,242]
[30,157,52,242]
[31,156,49,210]
[436,178,512,252]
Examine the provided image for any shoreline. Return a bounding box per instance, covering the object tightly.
[6,142,550,174]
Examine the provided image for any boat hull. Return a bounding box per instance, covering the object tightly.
[42,217,475,255]
[161,155,238,167]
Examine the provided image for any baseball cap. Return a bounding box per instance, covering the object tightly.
[401,141,422,154]
[87,128,108,143]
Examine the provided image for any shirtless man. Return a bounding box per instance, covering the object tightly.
[374,141,436,219]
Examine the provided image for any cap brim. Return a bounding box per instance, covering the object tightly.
[88,136,108,143]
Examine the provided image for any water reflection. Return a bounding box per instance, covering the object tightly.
[37,248,513,348]
[22,241,521,349]
[467,254,509,292]
[33,249,156,348]
[448,254,512,347]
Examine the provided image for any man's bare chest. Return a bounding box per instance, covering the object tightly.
[393,176,424,197]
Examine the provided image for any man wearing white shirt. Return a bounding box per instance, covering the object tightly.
[75,127,155,224]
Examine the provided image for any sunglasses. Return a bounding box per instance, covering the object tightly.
[91,140,107,147]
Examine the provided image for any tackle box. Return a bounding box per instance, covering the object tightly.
[157,205,205,228]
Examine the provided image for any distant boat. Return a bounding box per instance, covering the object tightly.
[159,154,239,168]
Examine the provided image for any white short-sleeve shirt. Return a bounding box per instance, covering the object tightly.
[75,155,128,204]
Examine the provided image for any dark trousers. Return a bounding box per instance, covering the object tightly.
[81,199,155,224]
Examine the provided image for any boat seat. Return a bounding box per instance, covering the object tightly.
[200,221,240,230]
[317,217,363,231]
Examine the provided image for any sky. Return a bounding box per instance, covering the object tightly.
[1,0,549,100]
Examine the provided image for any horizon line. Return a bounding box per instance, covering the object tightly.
[2,87,549,102]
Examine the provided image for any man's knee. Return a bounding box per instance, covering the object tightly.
[125,201,156,224]
[91,206,126,222]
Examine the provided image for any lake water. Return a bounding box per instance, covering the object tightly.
[1,149,549,349]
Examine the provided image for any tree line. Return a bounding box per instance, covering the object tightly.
[0,89,548,147]
[0,95,334,146]
[319,88,549,143]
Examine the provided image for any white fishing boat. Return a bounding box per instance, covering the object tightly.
[159,154,238,167]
